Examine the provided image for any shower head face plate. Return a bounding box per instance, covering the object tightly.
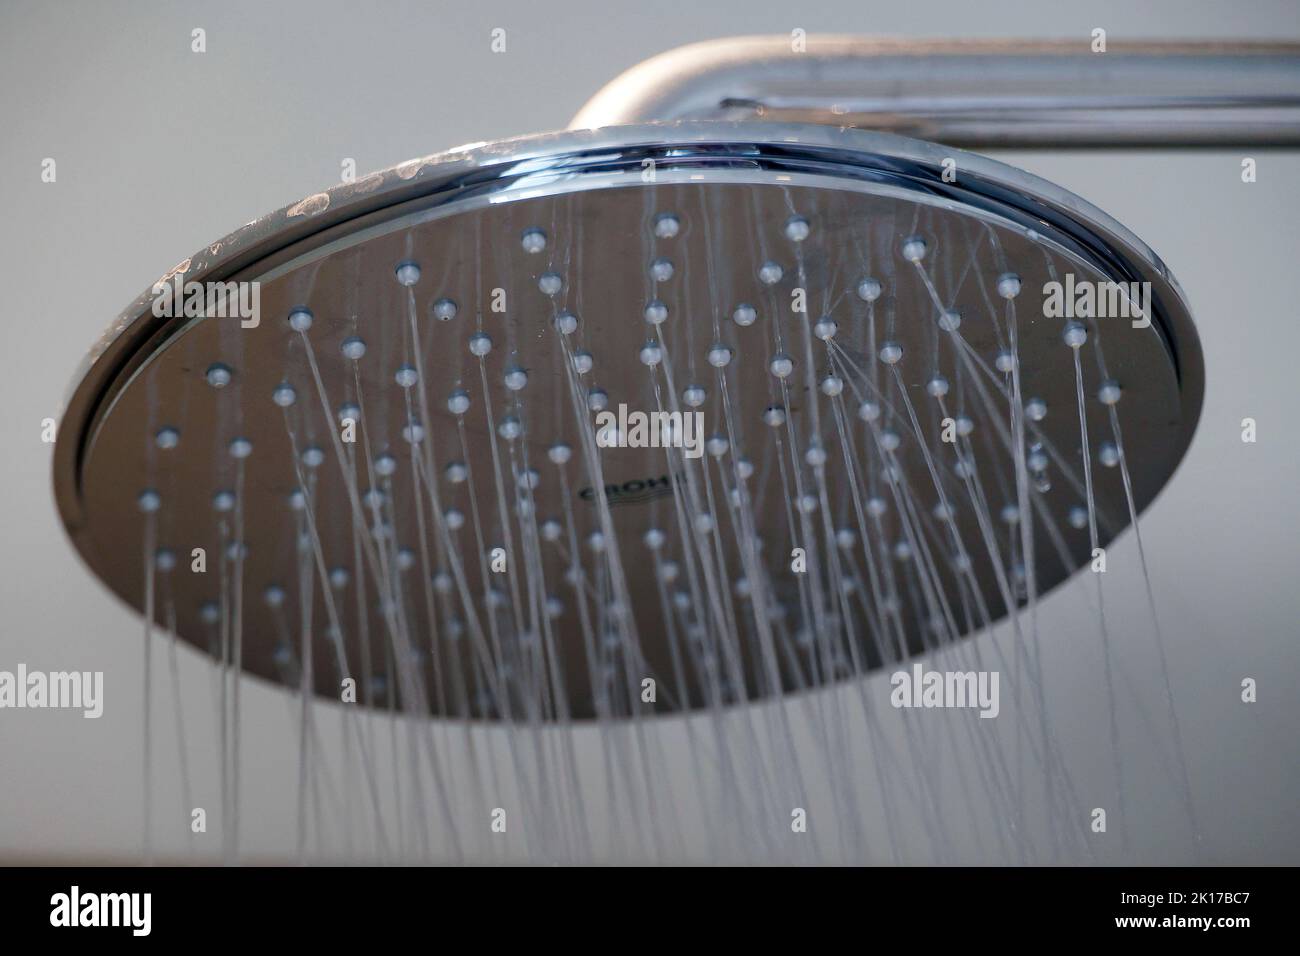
[54,123,1202,719]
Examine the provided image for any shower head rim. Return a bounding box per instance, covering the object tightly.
[53,122,1205,685]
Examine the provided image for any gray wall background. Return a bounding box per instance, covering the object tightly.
[1,0,1297,863]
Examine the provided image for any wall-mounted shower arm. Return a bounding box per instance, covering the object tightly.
[569,36,1300,147]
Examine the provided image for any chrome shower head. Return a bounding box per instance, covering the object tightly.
[52,122,1202,720]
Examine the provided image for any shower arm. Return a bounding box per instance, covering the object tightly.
[569,36,1300,148]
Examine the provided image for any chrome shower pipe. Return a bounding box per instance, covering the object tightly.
[570,36,1300,147]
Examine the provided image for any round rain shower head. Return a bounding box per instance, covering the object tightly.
[53,122,1202,720]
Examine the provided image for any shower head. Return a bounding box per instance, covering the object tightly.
[52,121,1202,720]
